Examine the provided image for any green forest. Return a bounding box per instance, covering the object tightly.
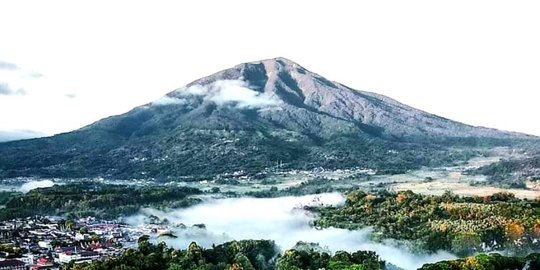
[419,253,540,270]
[0,183,202,220]
[312,190,540,256]
[472,155,540,188]
[4,183,540,269]
[67,239,384,270]
[67,238,540,270]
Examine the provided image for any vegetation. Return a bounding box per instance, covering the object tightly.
[0,191,16,205]
[245,177,350,198]
[472,155,540,188]
[61,235,540,270]
[0,183,202,220]
[67,238,384,270]
[312,190,540,256]
[276,249,383,270]
[0,118,485,180]
[419,253,540,270]
[0,243,26,257]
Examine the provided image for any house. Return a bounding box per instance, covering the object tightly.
[30,258,60,270]
[58,251,100,264]
[74,233,89,241]
[37,241,51,249]
[0,259,25,270]
[18,254,34,266]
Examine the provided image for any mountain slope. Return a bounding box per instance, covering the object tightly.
[0,58,536,179]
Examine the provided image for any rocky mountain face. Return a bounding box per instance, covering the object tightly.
[0,58,536,179]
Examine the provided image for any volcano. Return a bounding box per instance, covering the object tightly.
[0,57,535,179]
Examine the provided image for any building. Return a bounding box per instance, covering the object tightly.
[31,258,60,270]
[18,254,35,266]
[58,251,100,264]
[0,259,25,270]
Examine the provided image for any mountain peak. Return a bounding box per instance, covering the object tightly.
[263,56,298,64]
[227,57,309,81]
[246,57,301,67]
[183,57,313,95]
[1,58,535,179]
[164,58,532,141]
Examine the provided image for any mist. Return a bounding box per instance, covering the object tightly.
[171,80,281,109]
[19,180,55,193]
[0,129,46,142]
[151,96,187,106]
[127,193,455,270]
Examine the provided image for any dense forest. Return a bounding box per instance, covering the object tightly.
[67,238,540,270]
[0,183,202,220]
[244,177,346,198]
[0,128,482,180]
[472,155,540,188]
[67,238,385,270]
[419,253,540,270]
[312,190,540,256]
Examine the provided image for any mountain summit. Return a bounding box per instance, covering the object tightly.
[0,58,536,179]
[156,57,525,139]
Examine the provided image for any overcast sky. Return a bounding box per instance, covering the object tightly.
[0,0,539,137]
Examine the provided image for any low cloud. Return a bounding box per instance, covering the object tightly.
[19,180,55,193]
[28,72,43,78]
[170,80,281,109]
[0,60,43,96]
[209,80,281,108]
[0,83,26,95]
[152,96,187,106]
[0,60,18,70]
[127,193,455,270]
[0,129,47,142]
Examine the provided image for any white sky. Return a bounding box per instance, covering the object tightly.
[0,0,539,136]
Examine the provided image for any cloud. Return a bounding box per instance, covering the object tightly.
[0,60,18,70]
[209,80,281,108]
[151,96,187,106]
[182,84,208,96]
[171,80,281,109]
[64,93,77,99]
[0,129,47,142]
[27,72,44,78]
[0,83,26,95]
[19,180,55,193]
[0,60,44,96]
[0,60,42,77]
[126,193,455,270]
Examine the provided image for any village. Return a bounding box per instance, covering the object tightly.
[0,215,171,270]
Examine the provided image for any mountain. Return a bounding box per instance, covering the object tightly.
[0,58,536,180]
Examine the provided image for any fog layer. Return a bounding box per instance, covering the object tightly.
[127,193,455,270]
[19,180,55,193]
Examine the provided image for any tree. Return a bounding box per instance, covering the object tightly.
[451,232,482,256]
[65,219,75,230]
[505,221,525,250]
[79,226,89,234]
[234,253,255,270]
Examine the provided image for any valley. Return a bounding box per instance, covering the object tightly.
[3,146,533,200]
[1,147,539,270]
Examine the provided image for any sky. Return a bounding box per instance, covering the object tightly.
[0,0,539,137]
